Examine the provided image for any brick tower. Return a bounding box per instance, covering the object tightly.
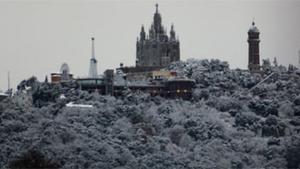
[248,21,260,73]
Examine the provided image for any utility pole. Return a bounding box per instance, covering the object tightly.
[8,71,10,90]
[298,50,300,69]
[6,71,12,96]
[89,37,98,78]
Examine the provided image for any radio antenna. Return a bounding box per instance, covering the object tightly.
[8,71,10,90]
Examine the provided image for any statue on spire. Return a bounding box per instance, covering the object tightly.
[155,3,158,13]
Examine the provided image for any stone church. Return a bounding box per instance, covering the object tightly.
[136,4,180,68]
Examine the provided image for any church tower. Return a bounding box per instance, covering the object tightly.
[248,21,260,73]
[153,4,163,34]
[136,4,180,68]
[89,37,98,78]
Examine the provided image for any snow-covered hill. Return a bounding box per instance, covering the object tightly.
[1,59,300,169]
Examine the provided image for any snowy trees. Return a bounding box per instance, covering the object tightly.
[9,149,61,169]
[1,59,300,169]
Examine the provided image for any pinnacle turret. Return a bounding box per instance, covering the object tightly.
[140,25,146,41]
[170,24,176,41]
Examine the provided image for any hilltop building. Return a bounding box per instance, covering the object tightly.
[248,21,261,73]
[51,63,73,84]
[48,4,194,100]
[136,4,180,68]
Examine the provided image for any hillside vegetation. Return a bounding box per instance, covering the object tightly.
[1,59,300,169]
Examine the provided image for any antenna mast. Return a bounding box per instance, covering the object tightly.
[88,37,98,78]
[298,50,300,69]
[92,37,95,59]
[8,71,10,90]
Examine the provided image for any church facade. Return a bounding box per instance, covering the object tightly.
[136,4,180,68]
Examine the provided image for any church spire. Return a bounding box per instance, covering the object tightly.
[170,23,176,41]
[140,25,146,41]
[153,3,162,34]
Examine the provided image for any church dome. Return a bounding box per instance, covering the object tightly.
[248,22,259,33]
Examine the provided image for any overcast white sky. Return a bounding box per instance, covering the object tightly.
[0,0,300,90]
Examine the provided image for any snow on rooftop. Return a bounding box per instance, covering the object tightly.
[0,91,8,95]
[66,102,93,108]
[59,94,66,99]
